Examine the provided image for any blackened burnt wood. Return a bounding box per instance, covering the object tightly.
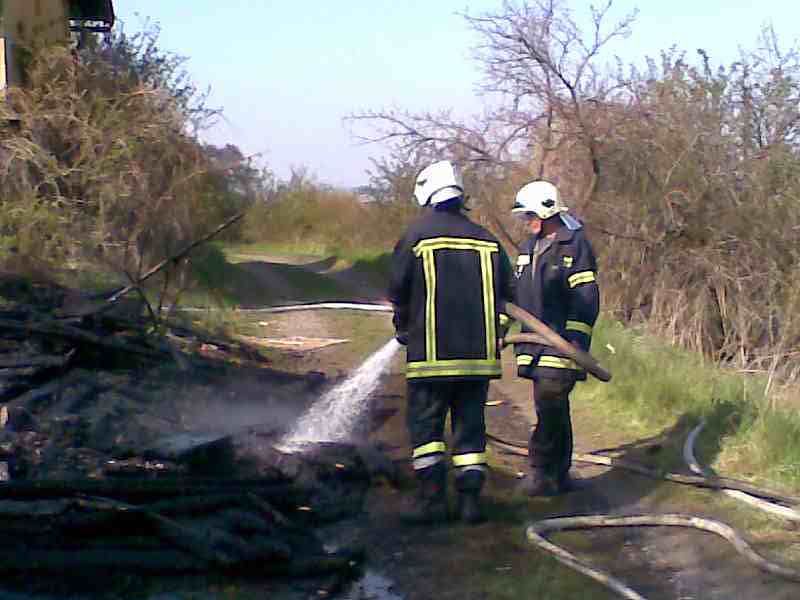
[0,548,204,572]
[0,479,306,503]
[0,319,168,359]
[0,354,73,369]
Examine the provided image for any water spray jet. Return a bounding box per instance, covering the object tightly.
[278,338,402,452]
[273,300,612,455]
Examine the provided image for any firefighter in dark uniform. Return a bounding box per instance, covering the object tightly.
[389,160,514,524]
[510,180,599,496]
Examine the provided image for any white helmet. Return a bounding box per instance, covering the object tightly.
[511,180,568,220]
[414,160,464,207]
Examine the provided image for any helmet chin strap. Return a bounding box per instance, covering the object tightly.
[560,213,582,231]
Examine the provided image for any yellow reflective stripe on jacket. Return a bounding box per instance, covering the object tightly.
[452,452,487,467]
[537,355,578,369]
[412,441,447,458]
[480,248,497,359]
[411,237,500,374]
[421,249,437,361]
[566,320,593,336]
[568,271,596,288]
[406,359,502,379]
[413,237,499,255]
[517,354,534,366]
[499,313,510,327]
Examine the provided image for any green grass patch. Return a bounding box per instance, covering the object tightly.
[577,317,800,490]
[221,241,391,267]
[220,240,330,261]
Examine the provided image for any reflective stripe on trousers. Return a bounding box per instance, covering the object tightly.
[412,440,446,470]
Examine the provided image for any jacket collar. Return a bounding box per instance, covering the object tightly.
[534,223,575,245]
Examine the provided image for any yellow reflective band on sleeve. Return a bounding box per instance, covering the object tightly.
[562,256,573,267]
[566,320,593,336]
[537,355,578,370]
[499,313,510,327]
[480,248,497,359]
[406,359,502,379]
[413,237,499,255]
[452,452,487,467]
[421,249,437,362]
[412,441,447,458]
[517,354,534,366]
[568,271,596,288]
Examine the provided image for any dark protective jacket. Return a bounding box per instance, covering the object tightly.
[513,222,599,381]
[389,208,514,382]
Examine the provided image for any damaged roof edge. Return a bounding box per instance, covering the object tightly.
[69,0,115,29]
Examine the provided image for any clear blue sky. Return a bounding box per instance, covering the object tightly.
[114,1,800,188]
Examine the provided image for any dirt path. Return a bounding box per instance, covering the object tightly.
[337,346,800,600]
[224,251,386,307]
[226,251,800,599]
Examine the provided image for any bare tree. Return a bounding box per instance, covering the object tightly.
[465,0,637,204]
[348,1,637,209]
[347,4,800,382]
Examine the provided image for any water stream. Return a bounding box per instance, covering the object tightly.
[278,337,405,598]
[279,338,401,447]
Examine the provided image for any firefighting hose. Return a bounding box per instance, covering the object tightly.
[240,301,800,596]
[498,301,612,382]
[486,431,800,597]
[491,304,800,595]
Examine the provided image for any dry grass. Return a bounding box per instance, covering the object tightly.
[0,36,257,316]
[242,186,421,256]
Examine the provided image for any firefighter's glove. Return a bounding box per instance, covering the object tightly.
[395,331,409,346]
[497,323,511,351]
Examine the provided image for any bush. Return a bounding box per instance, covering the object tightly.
[0,28,263,314]
[354,11,800,388]
[242,182,420,256]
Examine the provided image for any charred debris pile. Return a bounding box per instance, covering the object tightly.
[0,274,398,590]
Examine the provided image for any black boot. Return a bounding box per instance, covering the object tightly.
[455,469,486,525]
[457,491,484,525]
[555,472,587,494]
[517,468,558,497]
[400,462,448,525]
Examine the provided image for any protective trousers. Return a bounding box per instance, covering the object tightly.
[529,377,575,482]
[407,380,489,493]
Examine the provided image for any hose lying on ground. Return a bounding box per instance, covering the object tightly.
[487,431,800,597]
[526,513,800,600]
[526,518,647,600]
[485,433,800,506]
[175,302,394,314]
[683,420,800,521]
